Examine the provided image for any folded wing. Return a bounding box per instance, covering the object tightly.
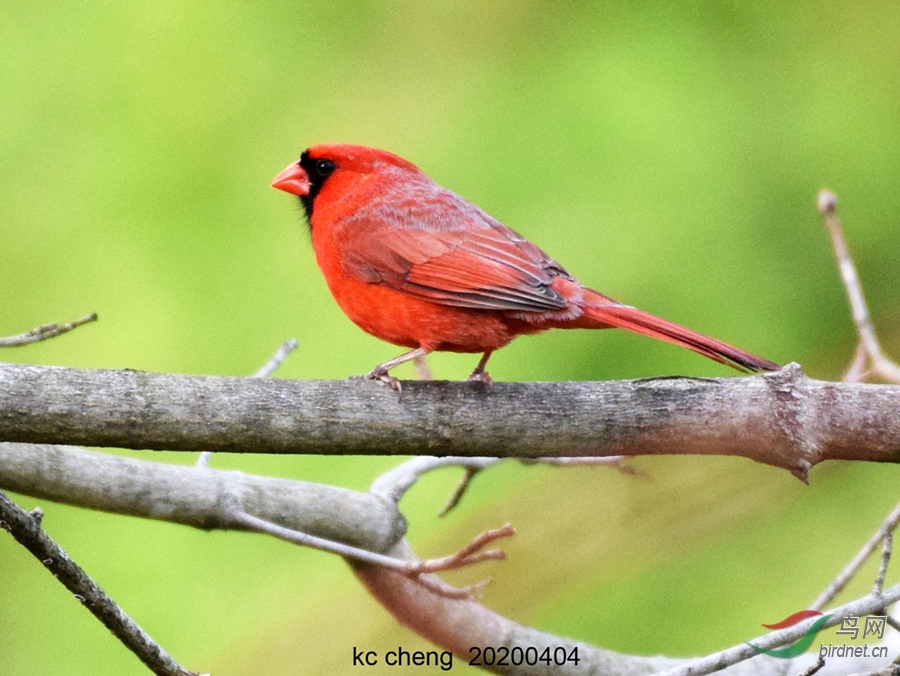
[341,211,574,313]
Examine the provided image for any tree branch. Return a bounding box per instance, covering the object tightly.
[810,500,900,611]
[0,313,97,347]
[0,443,405,552]
[1,363,899,479]
[4,441,898,676]
[0,489,198,676]
[654,583,900,676]
[817,190,900,383]
[195,338,298,467]
[0,442,681,675]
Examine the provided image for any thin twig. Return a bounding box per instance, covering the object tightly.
[871,531,899,635]
[0,490,197,676]
[372,454,632,516]
[228,508,409,568]
[794,656,826,676]
[195,338,298,467]
[408,524,514,574]
[253,338,299,379]
[810,499,900,610]
[228,509,508,599]
[818,190,900,383]
[873,533,892,596]
[370,456,500,503]
[403,570,487,600]
[525,455,631,468]
[659,498,900,676]
[845,342,870,383]
[439,467,482,516]
[655,581,900,676]
[0,313,97,347]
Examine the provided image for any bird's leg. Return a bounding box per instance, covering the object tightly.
[414,353,433,380]
[359,347,431,394]
[467,351,494,386]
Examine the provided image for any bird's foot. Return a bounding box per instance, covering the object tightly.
[466,369,493,387]
[354,368,403,396]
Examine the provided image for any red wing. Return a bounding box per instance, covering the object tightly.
[341,219,572,313]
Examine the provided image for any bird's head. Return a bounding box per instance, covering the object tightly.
[272,143,421,220]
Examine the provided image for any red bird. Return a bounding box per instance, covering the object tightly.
[273,144,777,389]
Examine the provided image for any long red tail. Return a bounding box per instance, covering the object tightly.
[580,297,779,373]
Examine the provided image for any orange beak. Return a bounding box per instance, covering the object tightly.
[272,162,311,196]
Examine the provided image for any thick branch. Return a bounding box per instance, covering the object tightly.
[0,443,404,552]
[1,363,899,477]
[353,541,683,676]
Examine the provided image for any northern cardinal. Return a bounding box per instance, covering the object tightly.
[273,144,778,389]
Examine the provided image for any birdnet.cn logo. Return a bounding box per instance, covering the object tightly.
[746,610,890,659]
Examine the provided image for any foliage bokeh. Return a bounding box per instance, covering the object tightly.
[1,2,899,674]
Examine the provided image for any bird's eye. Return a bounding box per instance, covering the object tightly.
[315,159,336,177]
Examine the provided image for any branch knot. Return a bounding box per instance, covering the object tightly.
[763,363,818,481]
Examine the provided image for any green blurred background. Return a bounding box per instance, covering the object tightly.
[2,2,899,674]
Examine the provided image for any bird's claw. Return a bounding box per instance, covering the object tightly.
[354,369,403,396]
[466,370,493,387]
